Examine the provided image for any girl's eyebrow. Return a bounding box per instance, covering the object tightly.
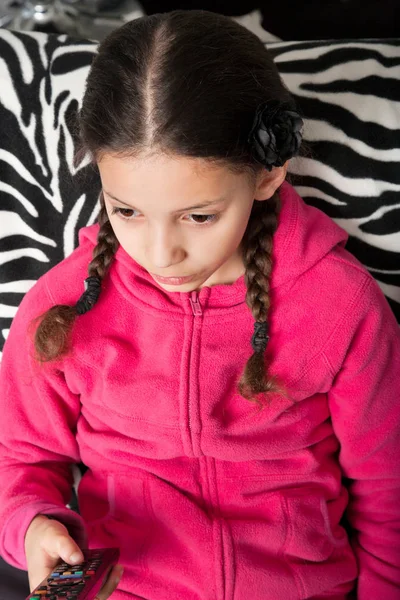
[103,190,226,213]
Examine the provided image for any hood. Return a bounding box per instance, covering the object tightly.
[78,181,349,309]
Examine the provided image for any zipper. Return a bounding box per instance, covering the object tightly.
[184,289,202,457]
[188,290,228,599]
[189,290,202,316]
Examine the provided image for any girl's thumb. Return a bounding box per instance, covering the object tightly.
[58,535,84,565]
[45,527,84,566]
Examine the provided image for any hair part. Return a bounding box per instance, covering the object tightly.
[33,9,306,404]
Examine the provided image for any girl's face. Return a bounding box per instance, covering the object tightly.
[98,152,286,292]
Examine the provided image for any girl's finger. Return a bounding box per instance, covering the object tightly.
[95,564,124,600]
[27,520,84,591]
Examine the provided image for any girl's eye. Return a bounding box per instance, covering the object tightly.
[111,207,139,220]
[111,206,218,225]
[187,214,218,225]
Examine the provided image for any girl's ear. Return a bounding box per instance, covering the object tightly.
[253,161,288,202]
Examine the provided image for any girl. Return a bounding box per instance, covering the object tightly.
[0,10,399,600]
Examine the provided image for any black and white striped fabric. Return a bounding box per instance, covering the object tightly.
[0,31,399,358]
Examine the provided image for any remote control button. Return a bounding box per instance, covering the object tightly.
[48,578,84,587]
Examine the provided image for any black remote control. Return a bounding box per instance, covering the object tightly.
[26,548,120,600]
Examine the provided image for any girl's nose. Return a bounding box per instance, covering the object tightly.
[150,228,186,270]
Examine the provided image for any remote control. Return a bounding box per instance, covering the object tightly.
[26,548,120,600]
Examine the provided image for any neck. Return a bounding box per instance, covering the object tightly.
[200,247,245,288]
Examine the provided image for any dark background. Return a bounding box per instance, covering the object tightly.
[140,0,399,40]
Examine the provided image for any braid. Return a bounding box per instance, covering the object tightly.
[87,198,119,280]
[33,194,119,362]
[238,189,289,405]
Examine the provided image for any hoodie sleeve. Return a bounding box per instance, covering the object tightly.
[324,275,400,599]
[0,276,87,570]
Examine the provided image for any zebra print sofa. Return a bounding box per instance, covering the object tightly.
[0,31,399,368]
[0,29,399,598]
[0,32,400,363]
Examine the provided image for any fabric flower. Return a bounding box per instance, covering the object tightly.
[248,100,304,170]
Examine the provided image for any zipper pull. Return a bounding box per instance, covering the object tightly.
[190,291,202,316]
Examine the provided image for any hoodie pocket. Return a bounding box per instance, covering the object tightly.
[282,490,344,562]
[104,474,153,582]
[78,471,153,587]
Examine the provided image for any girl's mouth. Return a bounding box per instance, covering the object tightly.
[151,273,196,286]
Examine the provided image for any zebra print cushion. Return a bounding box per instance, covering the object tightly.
[0,31,399,357]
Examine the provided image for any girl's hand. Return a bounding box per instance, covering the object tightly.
[24,515,123,598]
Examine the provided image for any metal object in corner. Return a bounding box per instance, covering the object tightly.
[0,0,145,39]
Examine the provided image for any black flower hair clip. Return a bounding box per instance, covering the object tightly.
[248,100,304,171]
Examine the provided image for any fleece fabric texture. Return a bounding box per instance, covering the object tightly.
[0,181,399,600]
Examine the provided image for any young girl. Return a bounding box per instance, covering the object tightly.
[0,10,399,600]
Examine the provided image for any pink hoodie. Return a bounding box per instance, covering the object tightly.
[0,181,399,599]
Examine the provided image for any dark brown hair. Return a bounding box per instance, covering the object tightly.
[34,10,307,405]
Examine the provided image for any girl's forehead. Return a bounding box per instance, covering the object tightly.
[97,152,246,204]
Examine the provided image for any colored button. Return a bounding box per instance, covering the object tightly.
[86,570,95,575]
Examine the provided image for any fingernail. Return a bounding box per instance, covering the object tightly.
[70,552,82,563]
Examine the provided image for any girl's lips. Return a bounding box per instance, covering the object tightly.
[151,273,195,286]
